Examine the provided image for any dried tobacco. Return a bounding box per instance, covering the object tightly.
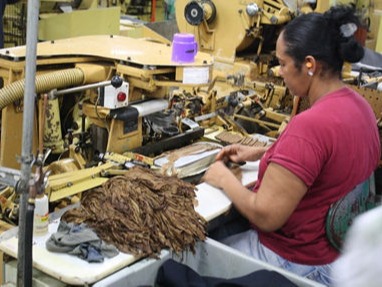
[61,166,207,258]
[215,131,268,147]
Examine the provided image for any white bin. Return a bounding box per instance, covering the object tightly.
[93,237,326,287]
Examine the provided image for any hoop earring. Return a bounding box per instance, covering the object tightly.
[308,71,314,76]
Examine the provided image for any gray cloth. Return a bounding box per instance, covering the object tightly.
[46,221,119,263]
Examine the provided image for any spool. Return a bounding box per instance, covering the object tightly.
[171,33,198,63]
[33,194,49,236]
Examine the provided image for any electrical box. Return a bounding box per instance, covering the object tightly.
[101,82,129,109]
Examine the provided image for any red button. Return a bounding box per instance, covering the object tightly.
[117,92,126,102]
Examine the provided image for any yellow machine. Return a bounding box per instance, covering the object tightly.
[174,0,382,131]
[0,34,214,165]
[38,0,120,41]
[176,0,293,63]
[3,0,120,46]
[0,33,211,217]
[174,0,303,136]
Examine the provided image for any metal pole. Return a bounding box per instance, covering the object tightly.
[53,80,112,96]
[151,0,156,22]
[17,0,40,286]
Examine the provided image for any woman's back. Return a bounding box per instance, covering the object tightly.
[256,86,380,265]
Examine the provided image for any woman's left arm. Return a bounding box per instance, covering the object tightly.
[204,161,308,232]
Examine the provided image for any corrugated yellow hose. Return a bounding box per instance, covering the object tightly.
[0,68,85,110]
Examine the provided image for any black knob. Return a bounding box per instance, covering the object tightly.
[111,75,123,88]
[184,1,204,26]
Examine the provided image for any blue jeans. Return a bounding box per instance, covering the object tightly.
[221,230,333,286]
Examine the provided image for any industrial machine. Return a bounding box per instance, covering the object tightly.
[175,0,304,136]
[0,32,215,196]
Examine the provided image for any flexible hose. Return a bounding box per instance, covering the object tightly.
[0,68,85,110]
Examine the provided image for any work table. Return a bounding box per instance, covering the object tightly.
[0,161,259,285]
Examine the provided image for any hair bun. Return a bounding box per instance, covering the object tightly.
[340,38,365,63]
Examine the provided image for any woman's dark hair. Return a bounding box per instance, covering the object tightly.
[282,5,365,75]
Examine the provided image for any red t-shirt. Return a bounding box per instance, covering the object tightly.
[252,87,380,265]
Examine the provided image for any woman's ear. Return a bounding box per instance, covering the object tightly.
[304,56,316,76]
[304,56,315,69]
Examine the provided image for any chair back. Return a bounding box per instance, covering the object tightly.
[326,173,376,251]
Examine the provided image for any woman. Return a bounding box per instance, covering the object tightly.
[203,5,380,285]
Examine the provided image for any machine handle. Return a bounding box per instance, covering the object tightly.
[194,42,198,55]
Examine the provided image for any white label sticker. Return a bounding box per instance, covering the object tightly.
[183,67,209,84]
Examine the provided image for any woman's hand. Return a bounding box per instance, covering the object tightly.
[202,160,236,189]
[216,144,269,163]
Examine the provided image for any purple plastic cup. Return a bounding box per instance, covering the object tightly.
[171,33,198,63]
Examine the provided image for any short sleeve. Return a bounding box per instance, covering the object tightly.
[268,129,326,187]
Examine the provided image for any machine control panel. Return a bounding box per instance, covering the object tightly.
[101,81,129,109]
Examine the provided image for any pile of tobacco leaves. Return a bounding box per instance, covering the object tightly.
[61,166,207,258]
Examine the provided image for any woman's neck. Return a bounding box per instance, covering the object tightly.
[308,78,345,106]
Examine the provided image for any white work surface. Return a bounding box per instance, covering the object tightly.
[195,161,259,221]
[0,221,135,285]
[0,161,259,285]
